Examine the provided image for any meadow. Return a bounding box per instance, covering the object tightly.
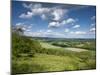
[12,33,96,75]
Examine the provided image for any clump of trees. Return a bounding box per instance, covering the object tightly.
[12,25,42,58]
[12,33,36,57]
[12,25,44,74]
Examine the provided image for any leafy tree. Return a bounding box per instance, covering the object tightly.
[12,33,34,57]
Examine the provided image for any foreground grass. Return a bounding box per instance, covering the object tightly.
[12,33,96,75]
[12,52,96,74]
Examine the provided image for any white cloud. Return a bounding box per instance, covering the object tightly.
[75,31,86,34]
[51,8,67,21]
[20,3,51,19]
[15,23,25,30]
[65,18,76,24]
[47,29,52,33]
[41,14,47,20]
[48,22,60,28]
[65,28,69,32]
[91,16,96,20]
[24,30,66,38]
[25,32,41,37]
[19,11,33,18]
[61,20,66,25]
[70,31,86,35]
[20,3,78,30]
[59,18,76,26]
[14,23,33,32]
[15,23,24,26]
[72,25,80,28]
[20,3,67,21]
[31,7,50,16]
[90,27,95,32]
[48,17,77,28]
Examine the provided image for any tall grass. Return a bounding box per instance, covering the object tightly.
[12,33,96,74]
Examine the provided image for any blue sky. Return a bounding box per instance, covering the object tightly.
[12,1,96,38]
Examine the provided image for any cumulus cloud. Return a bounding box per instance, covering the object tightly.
[48,22,60,28]
[20,3,79,29]
[48,17,77,28]
[19,11,33,18]
[65,18,76,24]
[19,3,68,21]
[20,3,51,19]
[72,25,80,28]
[59,18,76,26]
[90,27,95,32]
[51,8,67,21]
[31,7,50,15]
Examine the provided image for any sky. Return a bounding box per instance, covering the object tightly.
[11,1,96,38]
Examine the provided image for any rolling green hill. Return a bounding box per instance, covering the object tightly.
[12,33,96,74]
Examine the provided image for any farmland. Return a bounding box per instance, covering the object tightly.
[12,34,96,74]
[11,1,96,74]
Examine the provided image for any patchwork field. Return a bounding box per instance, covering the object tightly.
[40,42,88,52]
[40,42,62,49]
[12,34,96,74]
[65,48,88,52]
[12,1,96,74]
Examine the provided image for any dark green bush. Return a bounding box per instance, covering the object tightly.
[12,33,36,57]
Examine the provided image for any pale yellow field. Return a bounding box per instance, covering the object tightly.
[64,48,88,52]
[40,42,88,52]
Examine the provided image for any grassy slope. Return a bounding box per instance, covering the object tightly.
[13,53,96,74]
[12,36,96,74]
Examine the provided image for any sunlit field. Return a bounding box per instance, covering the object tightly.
[11,1,96,75]
[12,34,96,74]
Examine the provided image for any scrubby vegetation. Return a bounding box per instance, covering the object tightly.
[12,33,43,74]
[12,32,96,75]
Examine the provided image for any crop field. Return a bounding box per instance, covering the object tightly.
[64,48,88,52]
[40,42,63,49]
[40,42,88,52]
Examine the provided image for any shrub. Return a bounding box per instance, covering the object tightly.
[12,33,35,57]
